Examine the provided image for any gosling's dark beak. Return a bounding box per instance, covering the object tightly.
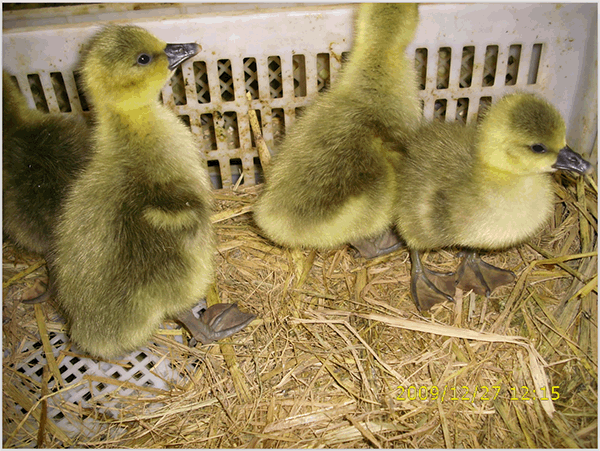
[164,43,200,71]
[552,146,593,175]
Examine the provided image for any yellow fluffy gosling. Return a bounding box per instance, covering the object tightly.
[254,3,421,257]
[394,92,592,310]
[53,25,254,358]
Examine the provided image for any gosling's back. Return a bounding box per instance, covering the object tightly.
[2,72,92,254]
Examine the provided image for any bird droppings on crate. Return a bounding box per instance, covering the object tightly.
[2,174,598,448]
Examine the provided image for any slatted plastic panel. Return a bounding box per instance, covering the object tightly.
[5,4,595,189]
[4,304,207,446]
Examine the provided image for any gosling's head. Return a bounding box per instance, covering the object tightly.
[81,25,199,110]
[477,93,591,176]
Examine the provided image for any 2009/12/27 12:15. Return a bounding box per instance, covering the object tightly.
[395,385,560,402]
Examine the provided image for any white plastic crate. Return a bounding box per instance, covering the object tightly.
[2,3,598,446]
[4,3,597,189]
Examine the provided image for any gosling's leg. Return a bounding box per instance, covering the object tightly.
[176,301,256,345]
[351,228,405,259]
[409,249,456,311]
[455,251,516,297]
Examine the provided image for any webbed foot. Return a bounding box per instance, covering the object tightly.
[351,228,405,259]
[177,301,256,345]
[409,249,455,311]
[455,251,516,297]
[22,279,54,304]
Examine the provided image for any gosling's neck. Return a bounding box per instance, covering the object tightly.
[338,5,417,93]
[339,38,413,94]
[94,96,163,141]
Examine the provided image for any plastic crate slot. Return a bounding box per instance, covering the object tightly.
[170,66,187,105]
[478,96,492,121]
[253,156,264,184]
[193,61,210,104]
[65,373,77,383]
[459,46,475,88]
[456,97,469,124]
[415,48,427,90]
[27,73,49,112]
[72,71,89,111]
[207,160,223,189]
[108,369,124,379]
[217,59,234,101]
[179,115,191,129]
[293,54,306,97]
[249,109,262,148]
[200,113,217,151]
[436,47,451,89]
[8,74,20,91]
[295,106,305,120]
[316,53,331,93]
[50,72,71,112]
[482,45,499,87]
[268,56,283,98]
[230,158,243,185]
[243,57,259,99]
[223,111,240,149]
[50,334,65,346]
[528,43,543,85]
[505,44,522,86]
[434,98,447,121]
[272,107,285,145]
[32,366,44,379]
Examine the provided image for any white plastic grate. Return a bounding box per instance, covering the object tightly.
[2,3,597,446]
[4,302,208,446]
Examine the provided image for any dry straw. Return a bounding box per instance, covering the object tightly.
[2,138,597,448]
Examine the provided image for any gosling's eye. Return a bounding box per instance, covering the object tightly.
[137,54,152,65]
[530,144,547,154]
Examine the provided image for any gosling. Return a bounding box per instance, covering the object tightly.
[393,92,592,310]
[53,25,254,358]
[254,3,421,258]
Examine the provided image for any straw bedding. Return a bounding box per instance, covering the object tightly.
[2,170,597,448]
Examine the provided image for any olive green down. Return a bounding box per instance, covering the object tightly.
[393,92,584,252]
[2,71,92,255]
[254,3,421,249]
[392,91,591,311]
[53,25,215,358]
